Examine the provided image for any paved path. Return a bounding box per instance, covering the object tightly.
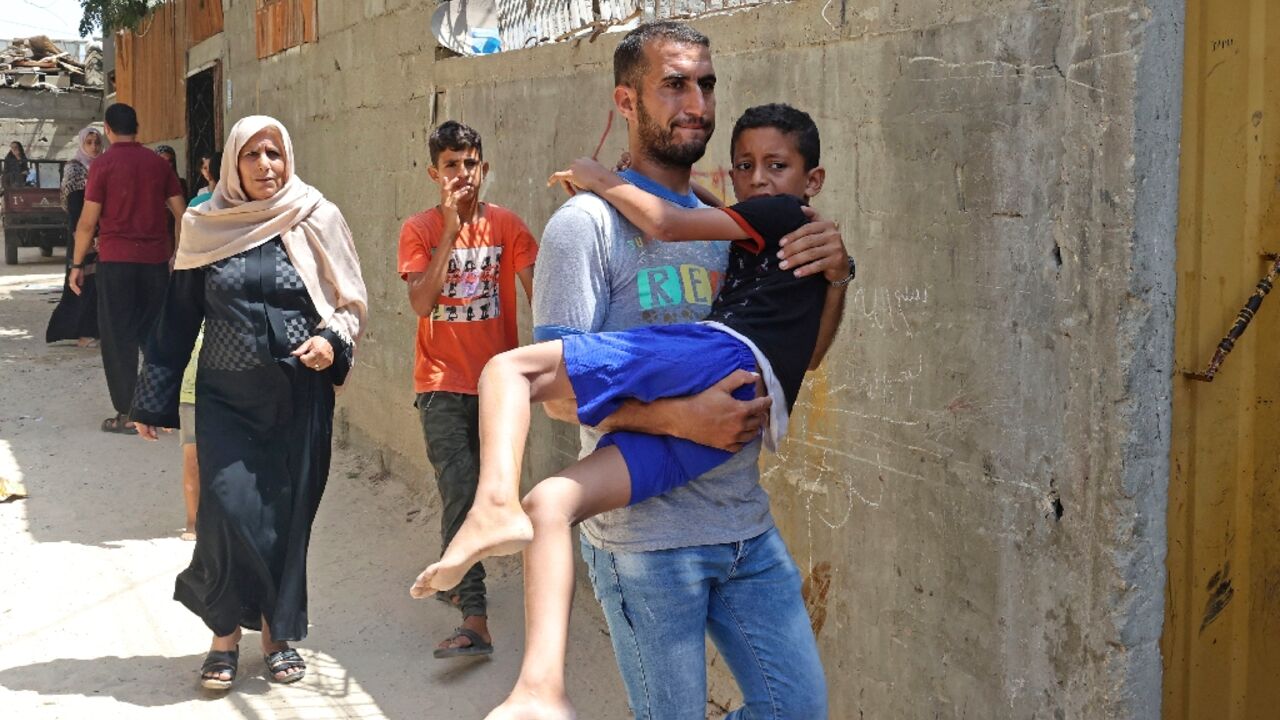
[0,245,630,719]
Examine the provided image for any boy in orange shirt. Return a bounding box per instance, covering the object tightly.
[397,121,537,658]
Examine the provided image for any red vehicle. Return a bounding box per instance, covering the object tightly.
[2,160,69,265]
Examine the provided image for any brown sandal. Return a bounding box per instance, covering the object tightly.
[100,414,137,435]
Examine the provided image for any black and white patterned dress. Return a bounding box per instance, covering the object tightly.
[131,236,352,641]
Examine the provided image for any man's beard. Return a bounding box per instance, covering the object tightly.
[636,96,713,168]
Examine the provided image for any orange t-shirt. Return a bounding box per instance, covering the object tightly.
[398,203,538,394]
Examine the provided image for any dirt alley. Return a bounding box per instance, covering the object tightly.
[0,242,631,719]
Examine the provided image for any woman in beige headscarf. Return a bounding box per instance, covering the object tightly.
[129,116,367,692]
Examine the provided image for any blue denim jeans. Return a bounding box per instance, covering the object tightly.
[581,527,828,719]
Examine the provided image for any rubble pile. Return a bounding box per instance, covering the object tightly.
[0,36,104,93]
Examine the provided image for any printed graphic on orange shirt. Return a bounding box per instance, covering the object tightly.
[433,246,503,323]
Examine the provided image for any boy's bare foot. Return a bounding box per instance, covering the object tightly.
[484,686,576,720]
[180,529,197,541]
[409,507,533,597]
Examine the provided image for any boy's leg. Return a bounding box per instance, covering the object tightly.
[454,393,487,620]
[486,446,631,720]
[412,341,575,596]
[707,528,828,720]
[416,391,489,643]
[581,538,732,720]
[180,403,199,539]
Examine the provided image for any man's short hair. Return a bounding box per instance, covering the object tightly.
[731,104,821,171]
[428,121,483,166]
[104,103,138,135]
[613,21,710,88]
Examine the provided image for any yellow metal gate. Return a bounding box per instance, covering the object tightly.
[1165,0,1280,718]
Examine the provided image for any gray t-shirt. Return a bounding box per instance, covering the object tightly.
[532,192,774,552]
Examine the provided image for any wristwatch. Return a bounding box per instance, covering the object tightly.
[831,256,856,287]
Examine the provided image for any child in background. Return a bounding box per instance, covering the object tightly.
[177,151,218,539]
[177,331,202,540]
[398,120,538,659]
[188,151,221,208]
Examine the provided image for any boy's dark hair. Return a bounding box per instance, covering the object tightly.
[104,103,139,135]
[613,21,710,88]
[428,121,483,166]
[208,151,223,183]
[731,103,821,171]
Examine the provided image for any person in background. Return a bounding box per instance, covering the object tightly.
[157,145,190,246]
[47,126,106,347]
[176,150,219,540]
[68,103,186,434]
[3,140,29,189]
[397,120,538,659]
[193,152,216,197]
[188,152,220,207]
[156,145,190,200]
[130,115,367,691]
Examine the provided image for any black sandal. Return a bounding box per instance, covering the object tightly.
[199,647,238,690]
[433,627,493,659]
[264,648,306,684]
[100,413,137,435]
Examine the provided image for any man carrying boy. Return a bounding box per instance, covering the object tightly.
[398,121,538,658]
[532,22,853,719]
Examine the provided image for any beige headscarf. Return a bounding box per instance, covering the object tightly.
[176,116,367,348]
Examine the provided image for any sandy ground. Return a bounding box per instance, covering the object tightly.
[0,244,631,719]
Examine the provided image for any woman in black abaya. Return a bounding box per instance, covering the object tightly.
[130,116,367,691]
[47,126,105,346]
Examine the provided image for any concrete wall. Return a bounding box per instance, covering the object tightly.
[209,0,1183,716]
[0,88,102,160]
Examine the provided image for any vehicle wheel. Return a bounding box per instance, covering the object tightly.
[4,235,17,265]
[40,242,54,257]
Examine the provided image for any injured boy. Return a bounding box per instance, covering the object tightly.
[411,103,853,719]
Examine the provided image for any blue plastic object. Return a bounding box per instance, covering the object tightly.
[469,28,501,54]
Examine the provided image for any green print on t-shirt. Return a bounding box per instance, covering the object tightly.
[637,263,720,310]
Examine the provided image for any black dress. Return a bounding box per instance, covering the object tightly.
[46,165,100,342]
[131,237,352,641]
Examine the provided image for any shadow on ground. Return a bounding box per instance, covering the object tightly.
[0,654,236,708]
[0,258,184,548]
[0,249,632,719]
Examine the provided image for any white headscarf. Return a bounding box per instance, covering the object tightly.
[176,116,367,348]
[74,125,104,168]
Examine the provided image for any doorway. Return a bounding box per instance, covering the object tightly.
[185,62,221,199]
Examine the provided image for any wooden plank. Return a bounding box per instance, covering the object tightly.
[113,30,134,105]
[110,2,185,143]
[187,0,224,46]
[301,0,318,44]
[256,2,272,59]
[255,0,317,58]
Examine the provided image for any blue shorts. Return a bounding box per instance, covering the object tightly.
[561,323,757,505]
